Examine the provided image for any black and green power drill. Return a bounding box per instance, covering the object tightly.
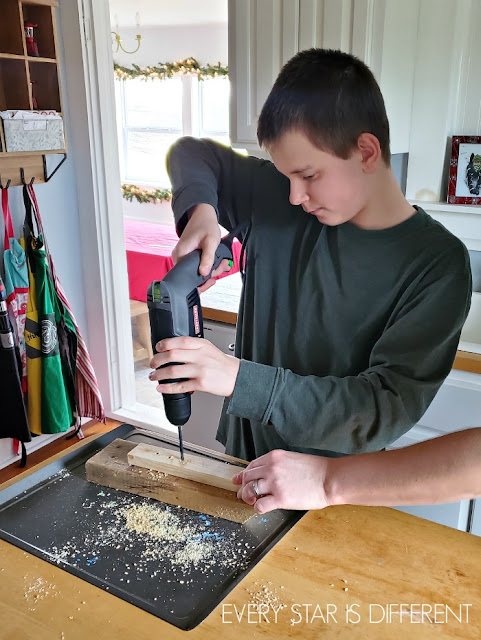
[147,238,233,460]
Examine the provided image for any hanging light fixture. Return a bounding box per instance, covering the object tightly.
[111,12,142,54]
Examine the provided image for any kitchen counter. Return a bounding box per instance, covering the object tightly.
[1,431,480,639]
[200,271,242,325]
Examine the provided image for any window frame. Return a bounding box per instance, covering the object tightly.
[117,74,229,188]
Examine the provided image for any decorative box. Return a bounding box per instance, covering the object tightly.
[0,110,65,152]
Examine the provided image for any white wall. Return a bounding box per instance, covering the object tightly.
[122,199,174,225]
[113,23,228,68]
[406,0,481,202]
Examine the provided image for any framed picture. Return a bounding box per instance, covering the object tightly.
[448,135,481,204]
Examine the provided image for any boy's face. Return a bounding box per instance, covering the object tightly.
[268,130,373,227]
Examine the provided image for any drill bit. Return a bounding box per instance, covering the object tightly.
[178,425,185,461]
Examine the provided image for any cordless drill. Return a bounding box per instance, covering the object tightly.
[147,238,233,460]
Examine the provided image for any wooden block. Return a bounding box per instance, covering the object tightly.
[85,439,254,524]
[127,443,240,492]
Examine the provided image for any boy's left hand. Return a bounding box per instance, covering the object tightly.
[149,337,240,397]
[232,450,331,514]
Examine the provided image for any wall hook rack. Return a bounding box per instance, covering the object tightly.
[0,176,12,190]
[0,153,68,188]
[20,168,35,187]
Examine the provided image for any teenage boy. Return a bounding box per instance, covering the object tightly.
[150,48,471,467]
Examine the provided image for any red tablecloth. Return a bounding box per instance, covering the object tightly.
[124,219,241,302]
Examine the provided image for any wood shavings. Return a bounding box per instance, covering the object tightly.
[146,469,166,480]
[246,580,288,610]
[23,576,58,611]
[48,492,252,580]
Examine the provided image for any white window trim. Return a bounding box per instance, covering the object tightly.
[69,0,229,437]
[71,0,176,437]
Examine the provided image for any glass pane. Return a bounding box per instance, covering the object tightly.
[125,131,179,186]
[125,77,183,130]
[200,77,230,137]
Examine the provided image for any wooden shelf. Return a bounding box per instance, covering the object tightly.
[0,0,65,181]
[29,59,60,110]
[27,55,56,63]
[0,58,30,110]
[0,0,24,56]
[22,0,58,6]
[410,200,481,215]
[453,350,481,375]
[0,148,65,157]
[21,2,57,59]
[0,53,25,60]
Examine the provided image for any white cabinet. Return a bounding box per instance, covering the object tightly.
[228,0,299,151]
[393,501,472,532]
[228,0,418,155]
[387,374,481,533]
[386,424,472,532]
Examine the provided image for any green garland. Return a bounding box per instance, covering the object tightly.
[122,184,172,204]
[118,58,228,204]
[114,58,228,81]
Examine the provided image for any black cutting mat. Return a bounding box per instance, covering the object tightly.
[0,425,304,630]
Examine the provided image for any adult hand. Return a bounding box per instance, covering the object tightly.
[150,336,240,397]
[173,203,232,293]
[232,449,331,514]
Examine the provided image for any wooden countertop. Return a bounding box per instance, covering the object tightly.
[1,429,481,639]
[200,271,242,325]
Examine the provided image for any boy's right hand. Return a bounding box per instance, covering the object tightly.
[172,203,232,293]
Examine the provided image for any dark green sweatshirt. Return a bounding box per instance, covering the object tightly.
[167,137,472,461]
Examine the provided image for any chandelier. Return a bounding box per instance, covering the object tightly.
[111,12,142,55]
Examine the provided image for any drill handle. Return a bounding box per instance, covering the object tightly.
[162,236,233,290]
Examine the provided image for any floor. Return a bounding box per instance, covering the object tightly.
[134,358,164,409]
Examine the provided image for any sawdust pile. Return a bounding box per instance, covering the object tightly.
[48,488,252,579]
[119,502,230,568]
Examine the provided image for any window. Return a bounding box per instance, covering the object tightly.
[116,76,230,188]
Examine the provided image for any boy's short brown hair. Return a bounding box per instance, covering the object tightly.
[257,48,391,165]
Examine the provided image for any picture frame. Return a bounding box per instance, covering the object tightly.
[448,135,481,205]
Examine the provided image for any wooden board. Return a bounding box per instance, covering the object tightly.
[85,439,253,524]
[127,443,241,492]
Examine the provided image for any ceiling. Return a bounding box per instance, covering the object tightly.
[109,0,228,28]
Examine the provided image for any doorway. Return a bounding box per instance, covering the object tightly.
[78,0,238,451]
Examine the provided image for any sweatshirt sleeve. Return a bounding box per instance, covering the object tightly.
[166,137,265,235]
[227,259,472,455]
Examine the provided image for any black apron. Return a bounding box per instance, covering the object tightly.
[0,276,31,464]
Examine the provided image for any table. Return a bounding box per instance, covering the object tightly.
[124,219,242,303]
[1,430,481,639]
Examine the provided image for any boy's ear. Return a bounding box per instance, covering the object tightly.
[357,133,382,173]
